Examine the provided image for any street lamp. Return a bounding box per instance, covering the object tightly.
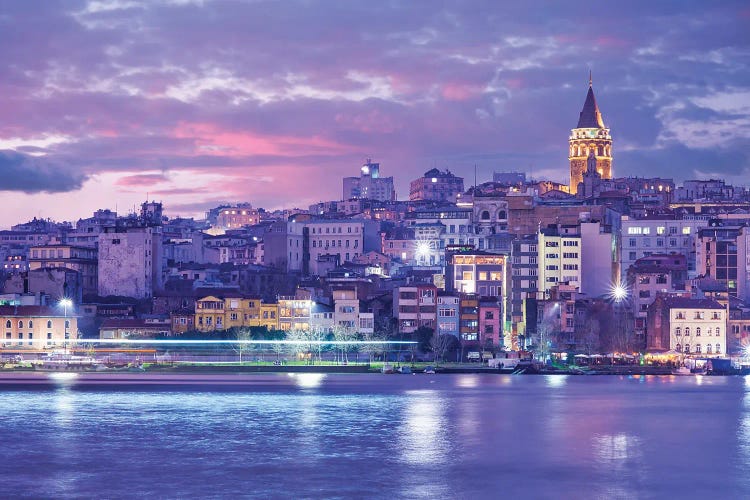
[59,298,73,352]
[415,241,430,265]
[612,284,627,302]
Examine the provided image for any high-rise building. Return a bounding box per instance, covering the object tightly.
[342,159,395,201]
[569,75,612,194]
[98,226,163,298]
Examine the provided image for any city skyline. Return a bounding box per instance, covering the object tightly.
[0,1,748,226]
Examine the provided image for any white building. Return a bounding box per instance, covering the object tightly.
[647,296,726,356]
[620,216,707,278]
[580,221,616,298]
[307,220,364,275]
[538,225,582,296]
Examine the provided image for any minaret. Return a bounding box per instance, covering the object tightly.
[569,74,612,194]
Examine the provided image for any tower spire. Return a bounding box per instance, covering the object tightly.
[589,70,592,87]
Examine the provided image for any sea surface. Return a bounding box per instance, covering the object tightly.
[1,372,749,499]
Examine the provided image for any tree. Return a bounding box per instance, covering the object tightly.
[430,334,458,365]
[413,326,434,353]
[232,327,253,363]
[360,330,387,363]
[580,318,601,355]
[333,325,360,364]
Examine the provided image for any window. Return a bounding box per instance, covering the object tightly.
[716,327,720,336]
[18,321,23,329]
[684,344,690,353]
[629,238,637,247]
[47,332,52,339]
[707,344,713,354]
[696,344,702,353]
[685,327,690,336]
[696,327,701,336]
[676,343,681,352]
[65,320,70,329]
[675,327,681,336]
[716,344,721,353]
[5,320,9,328]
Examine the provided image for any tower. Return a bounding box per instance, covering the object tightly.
[569,74,612,194]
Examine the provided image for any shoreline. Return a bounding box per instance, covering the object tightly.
[0,363,740,383]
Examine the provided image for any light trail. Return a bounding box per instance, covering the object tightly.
[70,339,417,346]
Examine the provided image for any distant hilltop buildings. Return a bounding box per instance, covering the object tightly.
[2,76,750,363]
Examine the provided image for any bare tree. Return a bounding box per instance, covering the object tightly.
[333,325,359,364]
[579,318,601,355]
[430,334,458,366]
[360,330,387,364]
[232,327,253,363]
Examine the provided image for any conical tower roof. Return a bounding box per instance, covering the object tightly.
[577,76,605,129]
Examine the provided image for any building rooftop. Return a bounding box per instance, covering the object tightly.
[577,80,605,129]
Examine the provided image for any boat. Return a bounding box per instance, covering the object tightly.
[381,363,396,374]
[423,366,436,374]
[672,366,692,376]
[397,366,412,374]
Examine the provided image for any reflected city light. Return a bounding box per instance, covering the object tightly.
[399,392,447,466]
[593,433,641,461]
[48,372,78,385]
[455,375,479,388]
[289,373,326,389]
[545,375,568,388]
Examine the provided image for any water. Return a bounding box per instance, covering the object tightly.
[1,373,749,499]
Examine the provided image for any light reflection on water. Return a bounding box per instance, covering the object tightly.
[0,374,748,499]
[399,390,447,465]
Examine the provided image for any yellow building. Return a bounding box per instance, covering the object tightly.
[0,305,78,349]
[195,295,279,332]
[259,304,279,330]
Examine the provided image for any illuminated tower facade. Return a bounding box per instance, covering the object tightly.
[569,75,612,194]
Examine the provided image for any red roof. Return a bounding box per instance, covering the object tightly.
[0,305,66,317]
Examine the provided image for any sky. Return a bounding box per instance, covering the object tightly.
[0,0,748,227]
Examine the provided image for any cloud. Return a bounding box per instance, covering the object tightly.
[115,173,169,186]
[0,150,88,193]
[0,0,747,225]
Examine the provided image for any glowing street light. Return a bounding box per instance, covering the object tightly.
[415,241,431,265]
[612,285,627,302]
[59,298,73,351]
